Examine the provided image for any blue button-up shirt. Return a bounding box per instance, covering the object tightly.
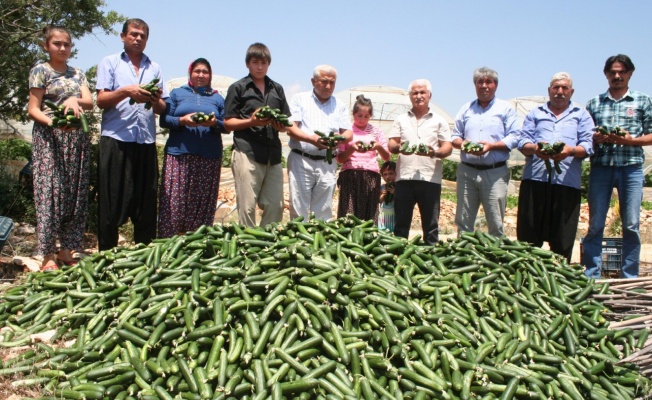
[518,102,594,189]
[96,52,169,144]
[586,89,652,167]
[452,98,520,165]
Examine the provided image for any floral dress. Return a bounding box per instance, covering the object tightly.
[29,63,90,256]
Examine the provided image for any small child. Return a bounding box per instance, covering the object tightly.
[378,161,396,232]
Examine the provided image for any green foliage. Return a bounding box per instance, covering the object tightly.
[442,159,457,181]
[0,138,31,161]
[0,1,124,129]
[509,165,524,181]
[222,145,233,167]
[0,139,35,223]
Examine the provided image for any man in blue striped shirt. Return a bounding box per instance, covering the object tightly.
[583,54,652,278]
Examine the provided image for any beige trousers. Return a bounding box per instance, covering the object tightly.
[232,149,284,227]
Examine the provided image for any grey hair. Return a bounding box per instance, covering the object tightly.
[313,64,337,78]
[409,79,432,93]
[550,72,573,88]
[473,67,499,85]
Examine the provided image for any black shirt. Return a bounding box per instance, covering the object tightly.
[224,75,290,165]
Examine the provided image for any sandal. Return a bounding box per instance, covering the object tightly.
[40,260,60,272]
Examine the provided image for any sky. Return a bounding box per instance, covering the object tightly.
[71,0,652,119]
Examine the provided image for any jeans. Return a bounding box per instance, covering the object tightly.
[582,164,643,278]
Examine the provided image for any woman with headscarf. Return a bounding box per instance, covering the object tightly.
[158,58,225,238]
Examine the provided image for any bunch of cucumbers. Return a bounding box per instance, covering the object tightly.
[255,106,292,127]
[400,141,430,155]
[129,78,160,110]
[44,100,89,134]
[191,112,215,123]
[315,130,346,164]
[356,141,375,152]
[537,141,566,175]
[461,140,484,153]
[596,125,626,137]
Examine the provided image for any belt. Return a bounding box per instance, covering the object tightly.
[462,161,507,170]
[291,148,326,161]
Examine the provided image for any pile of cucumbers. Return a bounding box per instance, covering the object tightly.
[129,78,161,110]
[255,106,292,127]
[45,100,89,134]
[0,216,650,399]
[355,141,375,152]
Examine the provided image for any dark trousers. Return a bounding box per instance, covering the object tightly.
[98,136,158,250]
[516,179,580,262]
[394,180,441,245]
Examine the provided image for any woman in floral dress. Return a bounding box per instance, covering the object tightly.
[158,58,225,238]
[27,26,93,271]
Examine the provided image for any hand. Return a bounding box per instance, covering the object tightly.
[593,130,611,145]
[127,84,155,104]
[61,97,83,117]
[199,115,217,128]
[610,130,632,145]
[250,107,273,127]
[534,147,552,160]
[471,141,492,156]
[312,134,329,150]
[551,145,573,161]
[386,185,394,194]
[181,114,199,127]
[271,119,289,132]
[148,87,162,105]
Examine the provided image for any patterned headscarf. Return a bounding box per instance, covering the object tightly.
[187,57,217,95]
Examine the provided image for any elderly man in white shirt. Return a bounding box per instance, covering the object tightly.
[287,65,353,220]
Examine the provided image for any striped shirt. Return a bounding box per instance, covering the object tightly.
[586,90,652,167]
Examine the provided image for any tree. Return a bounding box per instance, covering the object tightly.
[0,0,124,131]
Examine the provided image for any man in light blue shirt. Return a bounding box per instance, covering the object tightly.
[452,67,520,237]
[96,18,168,250]
[517,72,594,261]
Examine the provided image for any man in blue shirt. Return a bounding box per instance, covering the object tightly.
[583,54,652,278]
[452,67,520,237]
[517,72,594,261]
[96,18,168,250]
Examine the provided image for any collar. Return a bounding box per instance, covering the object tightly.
[244,74,271,89]
[120,51,149,65]
[473,97,496,109]
[311,91,333,105]
[604,89,633,102]
[407,107,432,118]
[540,101,579,117]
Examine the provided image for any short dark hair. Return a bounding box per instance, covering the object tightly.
[122,18,149,37]
[246,43,271,64]
[42,25,71,45]
[380,161,396,173]
[603,54,635,74]
[352,94,373,116]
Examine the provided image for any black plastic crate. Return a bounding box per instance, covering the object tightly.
[0,216,13,249]
[580,237,623,272]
